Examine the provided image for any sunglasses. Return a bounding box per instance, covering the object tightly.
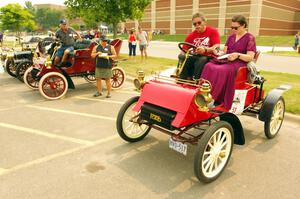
[193,21,202,26]
[231,26,240,30]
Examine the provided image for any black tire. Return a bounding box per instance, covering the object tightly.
[16,61,32,82]
[194,121,234,183]
[5,59,16,77]
[264,97,285,139]
[116,96,151,142]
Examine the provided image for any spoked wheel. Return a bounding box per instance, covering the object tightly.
[264,97,285,139]
[83,74,96,83]
[24,66,39,90]
[16,61,32,82]
[194,121,233,183]
[38,72,68,100]
[5,59,17,77]
[111,67,126,89]
[116,96,151,142]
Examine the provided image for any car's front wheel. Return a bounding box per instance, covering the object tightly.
[194,121,233,183]
[116,96,151,142]
[38,72,68,100]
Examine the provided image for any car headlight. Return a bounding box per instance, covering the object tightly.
[194,81,213,111]
[133,70,146,90]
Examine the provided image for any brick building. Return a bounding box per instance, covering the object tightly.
[125,0,300,36]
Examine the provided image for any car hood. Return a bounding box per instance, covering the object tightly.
[134,80,213,128]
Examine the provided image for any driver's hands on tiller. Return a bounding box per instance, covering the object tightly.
[195,46,206,55]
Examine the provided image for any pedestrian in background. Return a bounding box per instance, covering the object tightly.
[293,32,299,50]
[128,28,137,61]
[137,26,149,62]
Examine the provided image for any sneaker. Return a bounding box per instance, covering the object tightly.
[93,91,102,97]
[106,93,111,98]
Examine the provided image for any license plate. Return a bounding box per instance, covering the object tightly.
[169,138,187,155]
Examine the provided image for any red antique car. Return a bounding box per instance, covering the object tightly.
[116,42,288,183]
[24,39,126,100]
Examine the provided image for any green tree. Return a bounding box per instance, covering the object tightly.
[24,1,35,15]
[35,8,65,30]
[65,0,152,38]
[0,4,36,41]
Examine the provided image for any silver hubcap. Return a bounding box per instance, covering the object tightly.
[270,100,284,135]
[122,102,149,138]
[202,127,232,178]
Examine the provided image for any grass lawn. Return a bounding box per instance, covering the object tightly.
[265,51,300,57]
[119,55,300,115]
[261,71,300,115]
[118,54,177,77]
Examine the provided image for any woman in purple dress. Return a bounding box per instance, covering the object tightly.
[201,15,256,110]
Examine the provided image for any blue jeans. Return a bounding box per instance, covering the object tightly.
[57,46,74,58]
[128,43,136,56]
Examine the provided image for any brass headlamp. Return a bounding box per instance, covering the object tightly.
[44,55,52,69]
[195,80,213,111]
[133,70,146,91]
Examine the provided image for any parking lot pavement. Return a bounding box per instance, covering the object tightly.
[0,72,300,199]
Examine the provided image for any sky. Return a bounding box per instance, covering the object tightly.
[0,0,65,8]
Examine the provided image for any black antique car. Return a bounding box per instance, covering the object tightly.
[4,37,55,81]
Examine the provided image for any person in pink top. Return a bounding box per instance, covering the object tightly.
[201,15,257,110]
[128,28,137,60]
[180,12,220,80]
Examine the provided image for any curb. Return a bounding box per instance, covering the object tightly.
[285,113,300,124]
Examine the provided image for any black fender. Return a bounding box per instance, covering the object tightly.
[220,113,245,145]
[14,59,33,65]
[259,88,287,122]
[58,68,75,89]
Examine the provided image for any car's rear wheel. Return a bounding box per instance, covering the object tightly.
[111,67,126,89]
[264,97,285,139]
[5,59,16,77]
[38,72,68,100]
[194,121,233,183]
[16,61,32,82]
[24,66,39,90]
[116,96,151,142]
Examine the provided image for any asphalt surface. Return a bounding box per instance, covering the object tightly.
[0,70,300,199]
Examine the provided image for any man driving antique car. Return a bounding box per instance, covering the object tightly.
[54,19,82,67]
[179,12,220,80]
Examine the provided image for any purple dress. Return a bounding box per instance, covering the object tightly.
[201,33,256,110]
